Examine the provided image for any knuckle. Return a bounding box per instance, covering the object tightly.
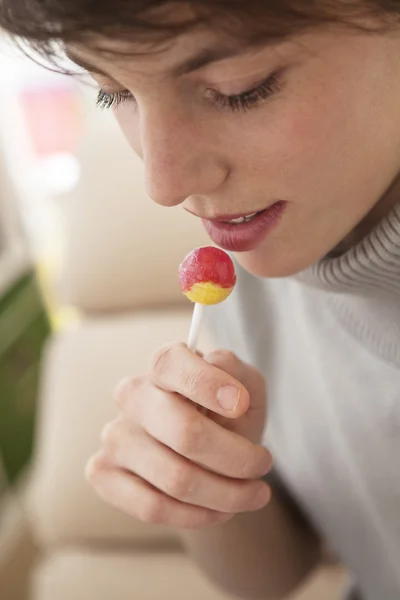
[138,494,166,525]
[173,414,205,456]
[180,365,206,396]
[163,465,195,499]
[114,376,142,411]
[150,343,181,381]
[238,447,271,479]
[100,420,122,458]
[206,349,240,371]
[85,452,106,485]
[236,453,254,479]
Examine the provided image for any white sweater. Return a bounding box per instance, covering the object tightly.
[205,204,400,600]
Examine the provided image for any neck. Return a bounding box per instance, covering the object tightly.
[330,171,400,258]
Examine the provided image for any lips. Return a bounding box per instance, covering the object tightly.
[202,201,287,252]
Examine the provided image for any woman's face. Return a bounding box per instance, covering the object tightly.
[70,22,400,277]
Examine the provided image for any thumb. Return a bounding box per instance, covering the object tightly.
[203,350,266,413]
[203,350,267,443]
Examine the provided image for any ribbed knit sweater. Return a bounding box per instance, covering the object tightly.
[206,204,400,600]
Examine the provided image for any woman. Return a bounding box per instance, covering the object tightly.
[2,2,400,598]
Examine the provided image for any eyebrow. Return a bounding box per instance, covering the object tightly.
[65,51,109,76]
[171,44,252,76]
[66,42,260,79]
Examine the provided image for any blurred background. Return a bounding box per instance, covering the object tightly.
[0,37,347,600]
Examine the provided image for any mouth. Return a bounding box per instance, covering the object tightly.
[214,210,266,225]
[200,201,287,252]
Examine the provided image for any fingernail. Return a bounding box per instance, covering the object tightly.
[217,385,241,411]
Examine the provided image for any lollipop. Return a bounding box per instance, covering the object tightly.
[179,246,236,351]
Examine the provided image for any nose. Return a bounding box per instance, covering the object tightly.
[140,106,228,207]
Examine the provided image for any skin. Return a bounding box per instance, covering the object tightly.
[70,20,400,278]
[78,16,400,592]
[88,347,273,529]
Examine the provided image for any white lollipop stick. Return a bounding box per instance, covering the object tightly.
[187,303,205,352]
[187,302,208,415]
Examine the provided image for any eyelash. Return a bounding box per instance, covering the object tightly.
[209,72,282,112]
[96,71,282,113]
[96,89,133,110]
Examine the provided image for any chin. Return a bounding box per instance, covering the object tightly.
[234,246,322,279]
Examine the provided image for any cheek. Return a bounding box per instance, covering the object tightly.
[248,99,346,191]
[114,108,143,158]
[233,82,371,219]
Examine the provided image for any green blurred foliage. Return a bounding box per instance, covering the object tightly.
[0,273,50,484]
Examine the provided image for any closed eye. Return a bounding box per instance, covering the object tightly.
[96,89,135,109]
[96,68,284,113]
[208,70,283,112]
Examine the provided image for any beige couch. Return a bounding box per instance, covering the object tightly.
[23,112,347,600]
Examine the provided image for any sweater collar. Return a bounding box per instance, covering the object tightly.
[297,203,400,299]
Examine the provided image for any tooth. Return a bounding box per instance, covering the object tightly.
[227,217,246,224]
[225,212,258,225]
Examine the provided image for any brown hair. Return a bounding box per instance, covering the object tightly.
[1,1,400,62]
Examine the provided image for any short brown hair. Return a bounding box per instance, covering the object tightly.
[1,1,400,62]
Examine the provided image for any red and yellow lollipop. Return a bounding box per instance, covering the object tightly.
[179,246,236,306]
[179,246,237,351]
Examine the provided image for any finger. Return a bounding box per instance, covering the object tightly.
[150,343,250,417]
[86,452,234,530]
[203,350,267,437]
[122,383,272,479]
[102,424,271,513]
[203,350,266,409]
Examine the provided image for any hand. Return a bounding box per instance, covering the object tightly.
[86,343,272,530]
